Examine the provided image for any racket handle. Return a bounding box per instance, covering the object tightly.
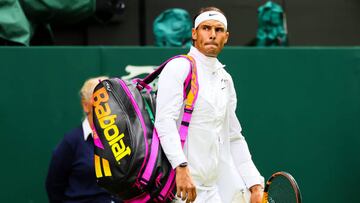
[262,192,268,203]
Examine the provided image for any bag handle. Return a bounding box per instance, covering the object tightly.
[134,55,192,90]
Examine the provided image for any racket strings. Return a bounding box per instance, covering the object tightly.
[267,175,297,203]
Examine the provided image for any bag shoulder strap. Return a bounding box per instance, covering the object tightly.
[178,55,198,147]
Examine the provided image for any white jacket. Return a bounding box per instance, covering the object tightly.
[155,47,263,200]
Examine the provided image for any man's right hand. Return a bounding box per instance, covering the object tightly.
[175,166,197,203]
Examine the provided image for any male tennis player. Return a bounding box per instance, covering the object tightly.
[155,7,264,203]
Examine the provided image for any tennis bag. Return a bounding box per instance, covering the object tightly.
[91,55,199,202]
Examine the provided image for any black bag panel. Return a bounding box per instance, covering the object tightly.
[119,80,156,177]
[92,78,172,198]
[92,79,143,192]
[94,79,135,169]
[108,79,149,170]
[117,80,176,201]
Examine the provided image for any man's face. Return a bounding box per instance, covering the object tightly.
[192,20,229,57]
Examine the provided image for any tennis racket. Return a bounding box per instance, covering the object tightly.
[262,171,302,203]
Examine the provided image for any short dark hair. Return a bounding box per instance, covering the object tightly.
[193,6,226,24]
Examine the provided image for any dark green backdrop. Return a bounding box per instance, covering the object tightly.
[0,47,359,202]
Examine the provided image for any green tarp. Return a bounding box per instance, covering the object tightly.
[0,0,95,46]
[153,8,192,47]
[0,0,32,45]
[20,0,96,23]
[256,1,288,46]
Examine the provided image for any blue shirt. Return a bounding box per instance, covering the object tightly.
[46,119,122,203]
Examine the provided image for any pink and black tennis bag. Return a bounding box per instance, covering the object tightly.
[91,55,199,202]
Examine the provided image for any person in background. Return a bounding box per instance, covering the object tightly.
[155,7,264,203]
[46,76,121,203]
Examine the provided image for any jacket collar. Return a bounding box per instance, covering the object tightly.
[188,46,225,73]
[82,117,92,140]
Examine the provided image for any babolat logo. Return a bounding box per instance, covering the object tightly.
[93,86,131,163]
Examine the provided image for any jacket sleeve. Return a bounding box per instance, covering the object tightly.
[227,75,264,188]
[154,58,191,169]
[45,137,74,203]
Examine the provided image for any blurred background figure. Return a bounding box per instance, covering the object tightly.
[153,8,192,47]
[45,76,122,203]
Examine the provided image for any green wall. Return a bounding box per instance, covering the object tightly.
[0,47,359,202]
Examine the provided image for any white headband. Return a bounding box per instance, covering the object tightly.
[194,11,228,30]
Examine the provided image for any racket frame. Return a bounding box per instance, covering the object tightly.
[262,171,302,203]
